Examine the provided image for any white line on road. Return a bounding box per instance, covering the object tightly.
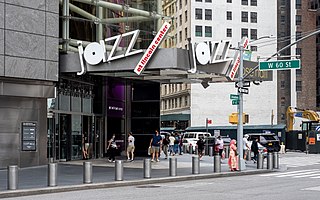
[260,169,316,177]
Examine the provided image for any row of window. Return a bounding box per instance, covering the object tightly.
[195,9,258,23]
[227,0,257,6]
[162,84,189,95]
[161,96,190,110]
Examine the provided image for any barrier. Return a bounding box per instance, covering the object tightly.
[115,160,123,181]
[189,145,193,154]
[144,158,151,178]
[48,163,58,187]
[209,147,214,157]
[273,152,279,169]
[7,165,18,190]
[192,156,200,174]
[267,153,273,170]
[257,153,263,169]
[169,157,177,176]
[214,155,221,173]
[83,162,92,184]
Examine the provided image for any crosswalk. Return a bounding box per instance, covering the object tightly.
[261,169,320,179]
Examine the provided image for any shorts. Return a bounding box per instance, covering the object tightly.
[85,143,90,150]
[127,145,135,153]
[152,146,160,153]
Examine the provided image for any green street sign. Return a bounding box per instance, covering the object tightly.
[232,100,239,105]
[259,59,300,71]
[230,94,239,100]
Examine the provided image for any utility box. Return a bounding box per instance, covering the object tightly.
[229,113,249,124]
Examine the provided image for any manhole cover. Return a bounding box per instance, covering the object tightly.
[136,185,161,189]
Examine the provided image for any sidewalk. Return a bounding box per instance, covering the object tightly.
[0,153,282,198]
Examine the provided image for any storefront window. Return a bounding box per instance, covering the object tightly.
[71,115,82,159]
[82,98,92,113]
[71,96,81,112]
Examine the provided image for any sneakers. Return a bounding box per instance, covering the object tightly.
[151,159,154,162]
[108,159,112,162]
[156,159,160,162]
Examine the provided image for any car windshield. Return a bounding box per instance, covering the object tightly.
[184,133,195,138]
[262,135,277,140]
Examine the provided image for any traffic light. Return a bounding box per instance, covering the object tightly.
[229,112,249,124]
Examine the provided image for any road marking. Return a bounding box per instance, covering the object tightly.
[277,170,320,178]
[260,169,316,177]
[302,186,320,191]
[293,173,320,178]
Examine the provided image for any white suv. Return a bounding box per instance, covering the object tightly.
[182,132,211,152]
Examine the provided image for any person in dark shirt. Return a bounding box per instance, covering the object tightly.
[251,138,259,163]
[197,137,205,160]
[149,130,162,162]
[162,135,170,159]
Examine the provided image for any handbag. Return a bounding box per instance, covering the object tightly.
[148,146,151,155]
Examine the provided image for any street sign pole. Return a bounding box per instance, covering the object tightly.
[237,42,245,171]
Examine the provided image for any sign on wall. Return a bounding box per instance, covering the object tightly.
[21,122,37,151]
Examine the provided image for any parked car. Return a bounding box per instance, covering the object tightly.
[246,133,281,153]
[182,132,211,153]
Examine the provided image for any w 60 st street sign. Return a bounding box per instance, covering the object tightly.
[259,59,300,71]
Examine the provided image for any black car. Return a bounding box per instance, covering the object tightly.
[247,133,280,152]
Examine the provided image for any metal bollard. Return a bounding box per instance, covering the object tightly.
[183,145,187,154]
[247,150,251,161]
[189,145,193,154]
[169,157,177,176]
[192,156,200,174]
[195,146,198,155]
[267,153,273,170]
[209,147,214,157]
[214,155,221,173]
[7,165,18,190]
[83,162,92,184]
[48,163,58,187]
[273,152,279,169]
[257,153,264,169]
[115,160,123,181]
[224,146,229,158]
[144,158,151,178]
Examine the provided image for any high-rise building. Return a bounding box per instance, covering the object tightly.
[161,0,278,128]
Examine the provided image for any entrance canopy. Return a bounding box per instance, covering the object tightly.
[60,48,271,84]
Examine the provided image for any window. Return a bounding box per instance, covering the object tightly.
[251,12,257,23]
[280,81,285,89]
[296,31,302,40]
[179,31,182,42]
[185,0,188,5]
[179,15,182,25]
[195,26,202,37]
[296,69,302,76]
[296,0,301,9]
[179,97,182,107]
[280,97,285,106]
[179,0,182,9]
[242,0,248,5]
[227,28,232,37]
[281,0,285,5]
[296,81,302,92]
[205,26,212,37]
[251,0,257,6]
[296,47,302,57]
[241,28,248,38]
[241,11,248,22]
[251,29,257,40]
[205,9,212,20]
[185,27,188,39]
[227,11,232,20]
[196,0,202,1]
[280,15,285,24]
[296,15,301,25]
[205,0,212,2]
[195,8,202,20]
[185,10,188,22]
[227,0,232,2]
[251,46,257,51]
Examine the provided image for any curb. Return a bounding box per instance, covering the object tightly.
[0,169,277,199]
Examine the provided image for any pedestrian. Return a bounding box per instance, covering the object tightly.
[169,134,175,156]
[127,132,135,161]
[162,134,170,159]
[251,138,259,163]
[149,130,162,162]
[197,137,205,160]
[174,133,180,155]
[82,133,89,160]
[107,134,117,162]
[228,139,239,171]
[215,135,224,158]
[243,134,250,160]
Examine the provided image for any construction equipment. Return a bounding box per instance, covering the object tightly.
[286,106,320,132]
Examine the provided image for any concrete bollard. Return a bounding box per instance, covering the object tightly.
[214,155,221,173]
[7,165,18,190]
[48,163,58,187]
[224,146,229,158]
[189,145,193,154]
[83,162,92,184]
[169,157,177,176]
[257,153,264,169]
[209,147,214,157]
[115,160,123,181]
[247,150,251,161]
[267,153,273,170]
[192,156,200,174]
[273,152,279,169]
[144,158,151,178]
[195,146,198,155]
[183,145,187,154]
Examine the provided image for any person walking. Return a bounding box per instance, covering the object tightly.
[107,134,117,162]
[149,130,162,162]
[127,132,135,161]
[169,134,175,156]
[215,135,224,158]
[228,139,239,171]
[162,135,170,159]
[251,138,259,163]
[174,133,180,155]
[243,134,250,160]
[197,137,205,160]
